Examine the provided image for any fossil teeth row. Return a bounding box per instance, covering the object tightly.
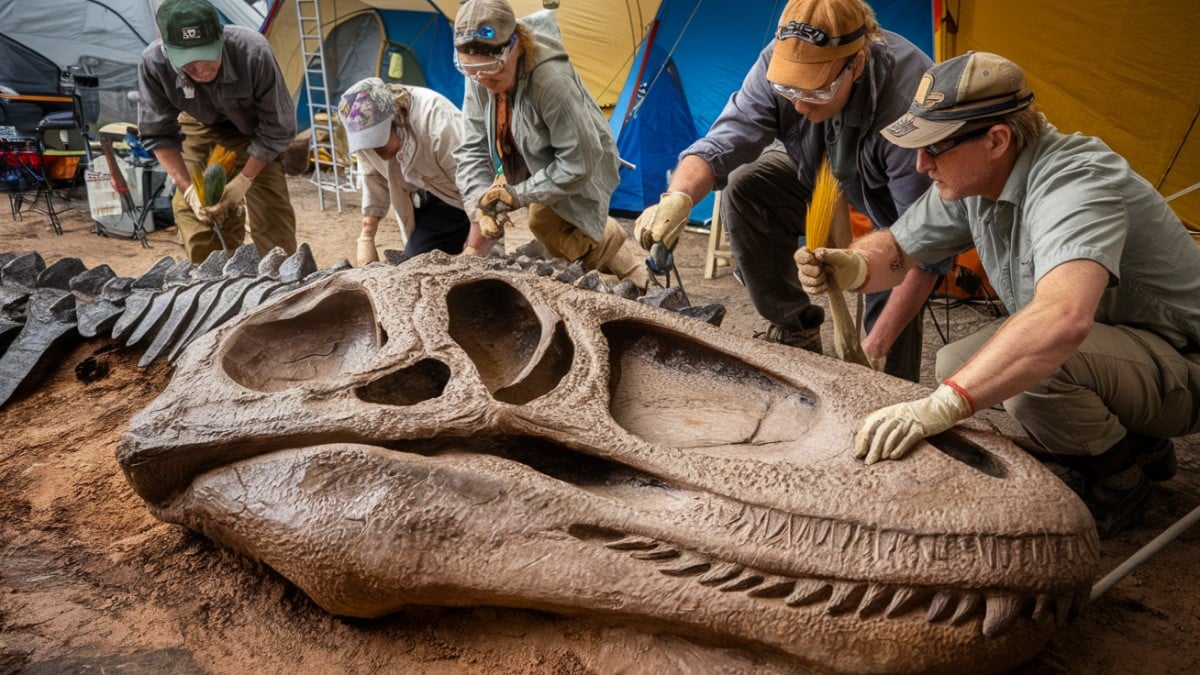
[601,533,1082,638]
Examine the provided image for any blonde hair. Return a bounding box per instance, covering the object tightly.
[1002,105,1047,153]
[858,0,882,41]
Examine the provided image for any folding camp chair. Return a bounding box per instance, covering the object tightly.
[0,90,88,235]
[94,134,162,248]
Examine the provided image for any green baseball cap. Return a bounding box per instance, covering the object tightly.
[156,0,224,70]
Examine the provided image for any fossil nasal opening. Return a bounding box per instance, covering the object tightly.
[929,433,1006,478]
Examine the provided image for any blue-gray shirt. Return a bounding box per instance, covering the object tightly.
[892,123,1200,352]
[683,31,934,248]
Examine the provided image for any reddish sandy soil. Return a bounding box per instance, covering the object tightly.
[1,177,1198,673]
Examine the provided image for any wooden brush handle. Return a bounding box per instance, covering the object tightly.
[826,278,871,368]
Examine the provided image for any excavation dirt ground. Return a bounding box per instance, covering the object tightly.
[1,177,1198,673]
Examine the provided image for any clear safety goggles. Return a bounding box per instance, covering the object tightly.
[454,35,517,79]
[769,55,856,105]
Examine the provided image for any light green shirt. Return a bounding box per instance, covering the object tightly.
[892,123,1200,351]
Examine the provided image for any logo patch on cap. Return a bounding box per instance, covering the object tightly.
[181,26,201,41]
[914,74,944,109]
[884,114,918,137]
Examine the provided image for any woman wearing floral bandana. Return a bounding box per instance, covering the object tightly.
[338,78,488,265]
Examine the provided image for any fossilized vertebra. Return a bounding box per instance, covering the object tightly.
[118,253,1099,673]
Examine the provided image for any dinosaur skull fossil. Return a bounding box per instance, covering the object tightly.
[118,254,1099,673]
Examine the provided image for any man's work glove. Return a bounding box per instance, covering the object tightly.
[634,192,693,250]
[203,173,253,220]
[182,184,211,223]
[856,382,974,465]
[479,183,521,216]
[795,247,869,295]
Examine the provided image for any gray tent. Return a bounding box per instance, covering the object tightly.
[0,0,265,126]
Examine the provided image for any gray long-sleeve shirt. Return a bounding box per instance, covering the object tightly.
[137,26,296,164]
[684,30,933,240]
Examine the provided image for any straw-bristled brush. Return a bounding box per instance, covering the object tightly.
[804,156,870,367]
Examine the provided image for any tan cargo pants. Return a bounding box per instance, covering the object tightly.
[173,112,297,263]
[936,319,1200,457]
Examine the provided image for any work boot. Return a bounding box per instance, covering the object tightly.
[1130,433,1177,481]
[753,306,824,355]
[1040,434,1155,540]
[585,218,656,290]
[755,323,822,354]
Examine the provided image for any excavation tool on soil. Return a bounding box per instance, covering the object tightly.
[805,156,870,367]
[647,240,684,293]
[1091,501,1200,601]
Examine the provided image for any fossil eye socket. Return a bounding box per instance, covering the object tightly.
[222,285,383,392]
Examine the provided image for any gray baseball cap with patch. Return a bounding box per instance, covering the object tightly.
[882,51,1035,148]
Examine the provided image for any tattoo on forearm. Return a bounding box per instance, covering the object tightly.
[888,240,904,274]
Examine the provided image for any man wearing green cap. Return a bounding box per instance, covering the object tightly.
[798,51,1200,538]
[138,0,297,263]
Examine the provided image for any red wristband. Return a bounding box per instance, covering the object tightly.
[942,378,976,414]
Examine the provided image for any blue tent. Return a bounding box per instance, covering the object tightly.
[609,0,933,221]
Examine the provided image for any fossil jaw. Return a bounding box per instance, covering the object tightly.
[118,256,1099,673]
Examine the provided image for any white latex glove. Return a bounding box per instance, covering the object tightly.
[356,234,379,266]
[795,247,869,295]
[182,184,211,223]
[634,191,693,250]
[856,383,974,465]
[204,173,252,220]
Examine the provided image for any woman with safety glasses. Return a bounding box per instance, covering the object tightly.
[451,0,652,288]
[635,0,944,382]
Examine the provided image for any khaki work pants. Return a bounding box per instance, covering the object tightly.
[937,319,1200,457]
[174,112,297,264]
[526,203,597,264]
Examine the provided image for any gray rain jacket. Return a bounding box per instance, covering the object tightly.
[455,25,619,242]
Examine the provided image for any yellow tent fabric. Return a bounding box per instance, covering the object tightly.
[428,1,661,109]
[270,0,661,111]
[935,0,1200,229]
[268,0,381,103]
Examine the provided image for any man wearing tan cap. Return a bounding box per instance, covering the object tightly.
[798,51,1200,538]
[635,0,940,380]
[452,0,652,288]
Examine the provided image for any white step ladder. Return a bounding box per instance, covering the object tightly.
[295,0,353,211]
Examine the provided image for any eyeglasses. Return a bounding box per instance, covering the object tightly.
[922,126,992,157]
[454,35,517,79]
[770,55,856,104]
